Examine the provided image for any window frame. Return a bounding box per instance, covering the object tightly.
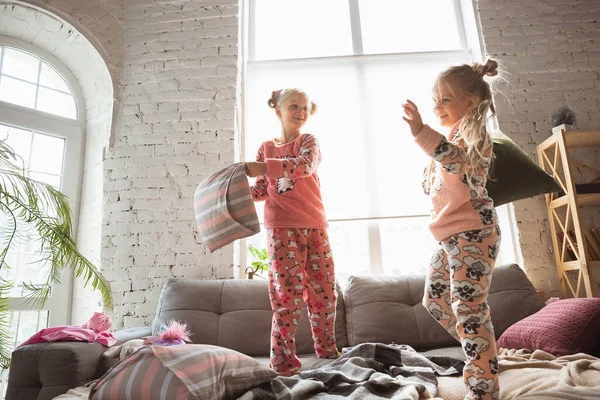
[0,35,86,327]
[238,0,516,278]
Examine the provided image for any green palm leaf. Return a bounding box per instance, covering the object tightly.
[0,139,112,369]
[0,277,12,369]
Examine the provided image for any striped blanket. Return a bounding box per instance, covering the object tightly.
[238,343,465,400]
[193,163,260,252]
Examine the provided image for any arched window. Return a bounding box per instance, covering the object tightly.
[0,46,77,119]
[0,38,85,374]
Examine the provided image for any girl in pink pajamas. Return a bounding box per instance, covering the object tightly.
[245,88,339,376]
[403,59,503,400]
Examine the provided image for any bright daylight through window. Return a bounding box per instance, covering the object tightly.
[242,0,517,283]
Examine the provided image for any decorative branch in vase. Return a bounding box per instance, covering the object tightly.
[246,245,268,279]
[551,106,577,131]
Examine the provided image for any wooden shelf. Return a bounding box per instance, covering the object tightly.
[563,260,600,271]
[551,193,600,208]
[578,193,600,207]
[564,130,600,148]
[539,126,600,150]
[537,125,600,298]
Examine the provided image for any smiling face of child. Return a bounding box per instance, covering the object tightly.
[432,80,476,128]
[276,93,311,134]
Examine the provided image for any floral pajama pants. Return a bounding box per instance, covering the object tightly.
[423,226,502,400]
[266,227,339,376]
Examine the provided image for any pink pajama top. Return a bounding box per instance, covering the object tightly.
[250,133,328,230]
[415,121,497,241]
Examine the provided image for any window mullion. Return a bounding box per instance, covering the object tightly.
[0,100,81,137]
[27,130,35,176]
[349,0,385,274]
[36,310,42,333]
[34,59,41,109]
[0,46,4,87]
[329,214,430,223]
[348,0,384,273]
[0,73,33,85]
[248,49,471,67]
[368,222,384,275]
[452,0,468,50]
[248,0,257,62]
[348,0,364,55]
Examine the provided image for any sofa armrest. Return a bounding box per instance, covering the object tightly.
[6,326,152,400]
[6,341,107,400]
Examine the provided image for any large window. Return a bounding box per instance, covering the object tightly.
[242,0,517,283]
[0,41,84,396]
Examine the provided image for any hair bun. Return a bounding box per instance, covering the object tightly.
[474,59,498,77]
[267,89,282,108]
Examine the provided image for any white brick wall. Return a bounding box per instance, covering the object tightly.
[102,0,239,329]
[476,0,600,297]
[5,0,599,330]
[1,1,120,323]
[21,0,123,80]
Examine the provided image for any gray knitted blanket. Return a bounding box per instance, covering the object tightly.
[237,343,464,400]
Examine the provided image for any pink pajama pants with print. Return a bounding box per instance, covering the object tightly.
[423,226,502,400]
[267,228,339,376]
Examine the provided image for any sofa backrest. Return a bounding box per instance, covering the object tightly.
[152,264,544,355]
[343,263,545,349]
[152,278,347,357]
[486,263,547,336]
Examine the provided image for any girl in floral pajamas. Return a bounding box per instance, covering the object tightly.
[402,59,503,400]
[245,88,339,376]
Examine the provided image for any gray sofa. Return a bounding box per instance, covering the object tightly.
[7,263,546,400]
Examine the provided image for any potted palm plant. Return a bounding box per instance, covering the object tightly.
[0,139,112,369]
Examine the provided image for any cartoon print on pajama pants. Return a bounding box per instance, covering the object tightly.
[267,227,338,376]
[423,225,502,400]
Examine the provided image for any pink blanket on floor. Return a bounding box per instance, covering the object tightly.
[18,312,117,347]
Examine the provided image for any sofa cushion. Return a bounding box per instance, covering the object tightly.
[486,264,547,337]
[90,344,277,400]
[152,278,347,357]
[344,275,458,349]
[497,298,600,356]
[343,264,545,349]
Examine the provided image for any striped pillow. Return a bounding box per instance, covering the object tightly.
[90,345,277,400]
[194,163,260,252]
[90,347,191,399]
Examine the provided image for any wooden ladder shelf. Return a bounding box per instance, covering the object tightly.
[536,124,600,298]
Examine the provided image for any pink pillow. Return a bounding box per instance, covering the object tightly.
[497,298,600,356]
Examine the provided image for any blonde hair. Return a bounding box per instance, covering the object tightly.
[267,88,318,115]
[426,59,499,192]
